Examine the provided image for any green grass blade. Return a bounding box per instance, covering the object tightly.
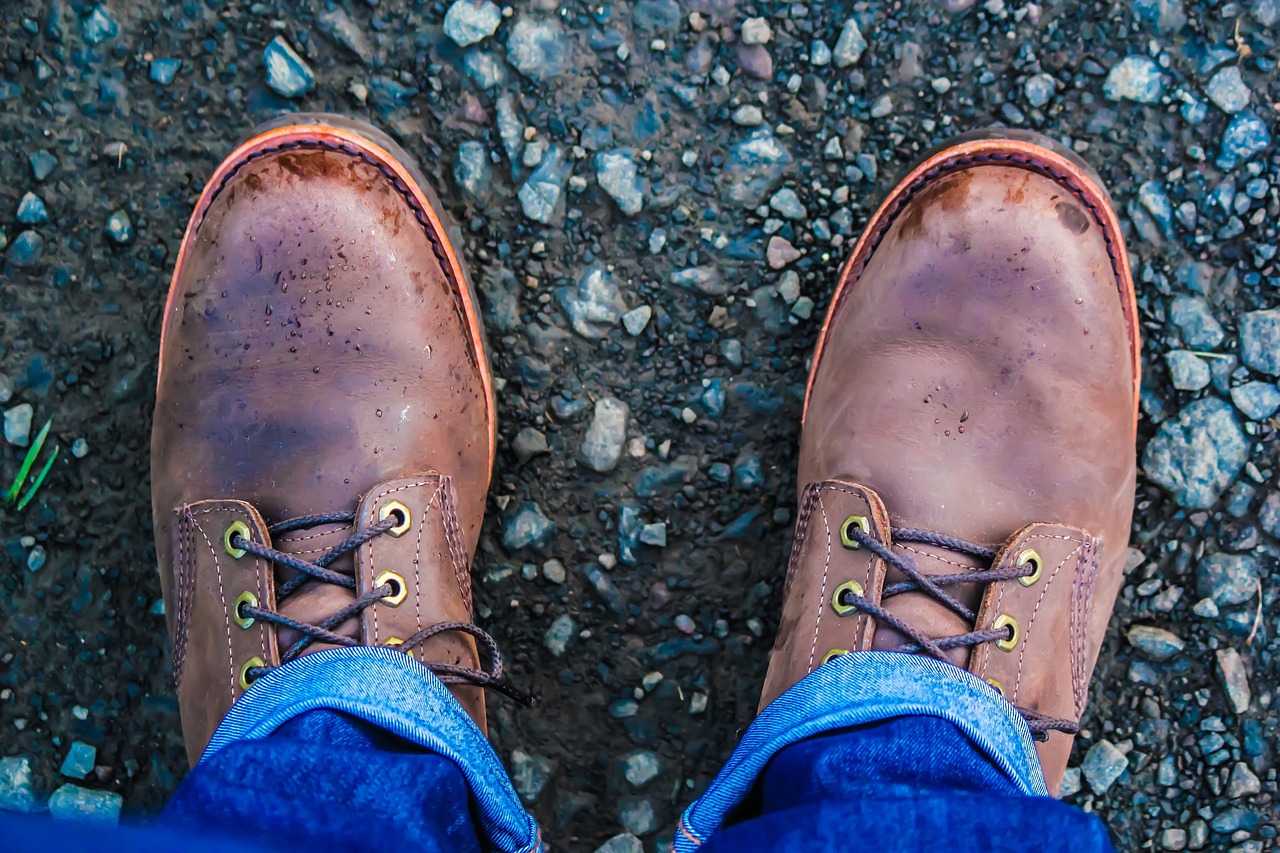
[5,419,51,505]
[16,443,59,512]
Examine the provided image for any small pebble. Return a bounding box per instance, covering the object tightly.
[59,742,96,780]
[262,36,315,98]
[833,18,867,68]
[16,193,49,225]
[1103,56,1163,103]
[4,403,34,446]
[740,17,771,45]
[48,784,122,824]
[443,0,503,47]
[149,58,181,86]
[105,210,134,244]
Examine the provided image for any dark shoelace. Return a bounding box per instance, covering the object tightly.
[840,524,1077,739]
[230,512,532,706]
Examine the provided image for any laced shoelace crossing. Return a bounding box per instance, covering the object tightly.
[230,512,531,706]
[839,524,1077,739]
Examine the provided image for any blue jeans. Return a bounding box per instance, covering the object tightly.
[0,648,1113,852]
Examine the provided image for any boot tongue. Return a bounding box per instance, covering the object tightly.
[270,517,362,653]
[870,532,994,669]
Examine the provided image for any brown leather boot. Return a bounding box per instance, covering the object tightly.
[761,131,1139,793]
[152,114,505,765]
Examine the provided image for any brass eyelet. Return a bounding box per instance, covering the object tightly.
[839,515,870,549]
[224,520,252,558]
[1016,548,1043,587]
[994,613,1020,652]
[820,648,849,666]
[232,590,259,629]
[378,500,412,537]
[384,637,405,647]
[375,570,408,606]
[239,656,265,690]
[986,678,1006,697]
[831,579,865,615]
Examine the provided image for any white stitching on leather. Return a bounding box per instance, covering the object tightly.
[806,496,833,673]
[1010,533,1084,701]
[366,479,444,647]
[189,509,239,702]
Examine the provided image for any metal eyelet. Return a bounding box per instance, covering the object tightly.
[374,570,408,606]
[224,521,251,558]
[986,678,1006,697]
[1016,549,1043,587]
[239,656,264,690]
[831,579,865,615]
[820,648,849,666]
[232,591,259,629]
[379,500,412,537]
[839,515,870,549]
[994,613,1020,652]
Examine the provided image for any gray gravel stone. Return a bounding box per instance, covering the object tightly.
[767,236,801,269]
[622,306,651,336]
[1170,294,1224,348]
[1143,398,1248,508]
[262,36,315,98]
[558,265,626,339]
[503,502,555,551]
[149,58,181,85]
[1226,761,1261,798]
[0,756,41,814]
[544,613,576,656]
[1081,740,1128,793]
[59,742,95,780]
[671,266,726,296]
[29,151,56,182]
[1217,111,1271,170]
[47,784,121,824]
[542,559,566,584]
[17,192,49,224]
[619,797,657,835]
[1197,553,1259,607]
[105,210,133,244]
[769,188,807,220]
[595,834,643,853]
[510,749,554,803]
[1103,56,1163,103]
[833,18,867,68]
[1230,382,1280,420]
[7,230,45,267]
[4,403,33,446]
[82,5,119,44]
[1238,307,1280,375]
[1206,65,1251,114]
[1165,350,1211,391]
[740,17,771,45]
[519,145,570,223]
[444,0,502,46]
[317,8,373,61]
[506,18,569,81]
[1259,489,1280,538]
[723,128,792,206]
[1215,648,1251,713]
[810,39,832,66]
[1024,73,1055,107]
[581,397,629,472]
[454,141,492,199]
[1126,625,1185,660]
[621,750,661,788]
[512,427,549,463]
[596,149,644,216]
